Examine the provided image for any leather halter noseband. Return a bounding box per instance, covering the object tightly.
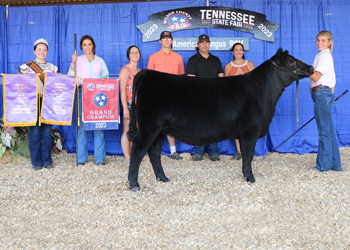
[270,59,302,76]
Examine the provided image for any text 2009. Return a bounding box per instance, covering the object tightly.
[258,24,272,38]
[145,24,158,38]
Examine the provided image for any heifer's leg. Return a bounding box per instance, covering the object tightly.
[148,132,169,183]
[128,128,161,191]
[239,136,258,183]
[128,135,148,192]
[128,125,166,191]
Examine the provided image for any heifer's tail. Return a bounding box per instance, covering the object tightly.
[127,70,141,142]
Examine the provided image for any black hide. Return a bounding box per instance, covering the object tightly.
[127,48,314,191]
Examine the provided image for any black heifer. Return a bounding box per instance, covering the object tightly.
[127,48,314,191]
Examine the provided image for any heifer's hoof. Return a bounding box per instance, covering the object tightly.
[156,176,170,183]
[246,176,255,183]
[129,181,141,192]
[130,186,141,192]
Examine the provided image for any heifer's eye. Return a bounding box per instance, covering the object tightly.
[289,60,296,67]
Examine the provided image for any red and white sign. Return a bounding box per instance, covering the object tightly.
[82,78,119,130]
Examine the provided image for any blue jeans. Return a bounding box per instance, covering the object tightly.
[312,87,341,171]
[78,88,106,164]
[29,121,52,168]
[193,143,220,157]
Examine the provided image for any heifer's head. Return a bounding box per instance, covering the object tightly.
[270,48,314,80]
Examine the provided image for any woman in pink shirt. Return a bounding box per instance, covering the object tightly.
[119,45,141,164]
[69,35,109,166]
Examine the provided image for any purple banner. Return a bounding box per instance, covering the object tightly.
[2,73,38,127]
[41,72,77,126]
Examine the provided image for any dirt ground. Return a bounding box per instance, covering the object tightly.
[0,148,349,249]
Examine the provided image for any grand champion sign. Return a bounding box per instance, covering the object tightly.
[82,78,119,131]
[137,7,280,43]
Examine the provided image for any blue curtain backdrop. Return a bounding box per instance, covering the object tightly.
[0,6,7,119]
[1,0,350,156]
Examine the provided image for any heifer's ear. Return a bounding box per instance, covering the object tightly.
[284,49,289,55]
[273,48,284,64]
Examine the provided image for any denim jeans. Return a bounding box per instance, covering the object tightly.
[312,87,341,171]
[193,143,221,157]
[78,89,106,164]
[29,121,52,168]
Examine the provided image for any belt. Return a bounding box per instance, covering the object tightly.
[311,85,329,92]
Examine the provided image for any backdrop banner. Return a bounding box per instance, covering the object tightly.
[137,6,280,42]
[82,78,119,131]
[41,72,78,126]
[172,37,249,50]
[2,0,350,155]
[2,73,39,127]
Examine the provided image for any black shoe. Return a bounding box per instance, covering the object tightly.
[33,166,42,171]
[193,155,203,161]
[97,162,105,166]
[170,152,183,160]
[210,154,220,161]
[77,163,85,167]
[44,164,54,169]
[231,152,242,160]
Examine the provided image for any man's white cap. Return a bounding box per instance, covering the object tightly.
[34,38,48,47]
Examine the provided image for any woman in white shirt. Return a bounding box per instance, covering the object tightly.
[309,30,341,172]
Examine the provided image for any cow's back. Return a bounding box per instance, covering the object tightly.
[133,69,273,144]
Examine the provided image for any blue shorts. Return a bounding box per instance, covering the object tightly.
[123,104,131,119]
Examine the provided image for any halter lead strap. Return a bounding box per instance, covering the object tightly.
[270,59,300,127]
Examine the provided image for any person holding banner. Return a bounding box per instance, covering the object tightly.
[147,31,185,160]
[224,43,255,161]
[309,30,342,172]
[68,35,109,166]
[119,45,141,164]
[19,38,58,170]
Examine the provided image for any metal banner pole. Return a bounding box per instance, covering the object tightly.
[296,80,299,127]
[272,89,348,152]
[74,33,79,167]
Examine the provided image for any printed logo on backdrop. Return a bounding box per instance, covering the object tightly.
[137,6,280,43]
[166,12,192,30]
[82,79,119,131]
[172,37,249,51]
